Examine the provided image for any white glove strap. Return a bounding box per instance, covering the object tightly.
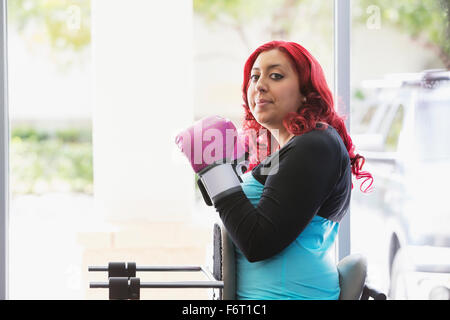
[199,163,242,204]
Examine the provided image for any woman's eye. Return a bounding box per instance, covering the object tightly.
[250,73,283,82]
[250,74,259,82]
[270,73,283,80]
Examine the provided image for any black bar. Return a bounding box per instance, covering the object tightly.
[90,280,224,289]
[89,265,202,272]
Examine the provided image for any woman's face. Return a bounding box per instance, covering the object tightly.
[247,49,304,130]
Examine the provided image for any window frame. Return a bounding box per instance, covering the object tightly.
[0,0,9,300]
[335,0,351,261]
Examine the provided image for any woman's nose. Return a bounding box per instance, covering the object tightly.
[255,77,268,92]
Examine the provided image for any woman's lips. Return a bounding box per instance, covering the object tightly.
[255,99,272,107]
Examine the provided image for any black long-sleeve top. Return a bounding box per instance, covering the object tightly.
[214,124,352,263]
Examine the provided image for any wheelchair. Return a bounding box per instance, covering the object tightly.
[89,222,386,300]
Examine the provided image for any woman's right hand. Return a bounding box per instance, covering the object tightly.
[175,115,247,205]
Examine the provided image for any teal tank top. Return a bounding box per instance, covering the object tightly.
[236,171,341,300]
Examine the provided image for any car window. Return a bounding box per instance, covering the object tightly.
[356,105,377,133]
[351,101,377,135]
[385,104,404,152]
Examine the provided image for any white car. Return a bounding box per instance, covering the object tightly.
[350,69,450,300]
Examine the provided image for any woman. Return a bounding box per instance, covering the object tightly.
[212,40,373,300]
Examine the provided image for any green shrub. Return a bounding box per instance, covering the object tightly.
[11,126,93,194]
[11,126,50,141]
[55,128,92,143]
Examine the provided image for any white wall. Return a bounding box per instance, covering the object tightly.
[91,0,195,222]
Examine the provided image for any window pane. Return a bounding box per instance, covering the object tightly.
[350,0,449,299]
[8,0,92,299]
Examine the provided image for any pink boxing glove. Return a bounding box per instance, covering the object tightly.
[175,116,248,206]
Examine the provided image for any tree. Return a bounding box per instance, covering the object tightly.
[8,0,91,67]
[194,0,449,68]
[194,0,306,50]
[355,0,450,68]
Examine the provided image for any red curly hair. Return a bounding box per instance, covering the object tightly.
[241,40,373,193]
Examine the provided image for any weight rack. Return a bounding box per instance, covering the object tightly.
[88,262,224,300]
